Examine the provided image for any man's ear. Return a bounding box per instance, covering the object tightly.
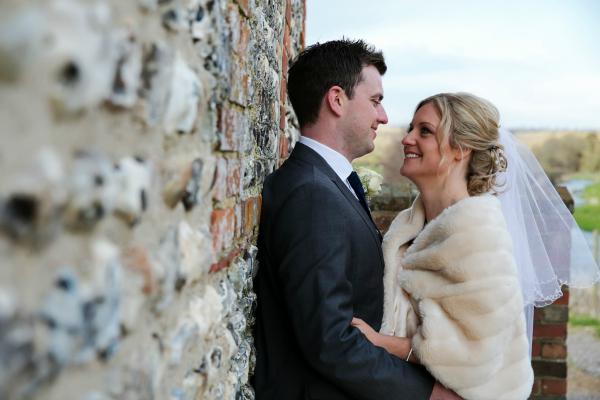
[326,86,345,117]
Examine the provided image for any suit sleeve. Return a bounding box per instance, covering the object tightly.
[271,181,435,400]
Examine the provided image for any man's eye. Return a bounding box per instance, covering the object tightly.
[373,100,380,106]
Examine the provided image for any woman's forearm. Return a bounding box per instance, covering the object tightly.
[373,333,420,364]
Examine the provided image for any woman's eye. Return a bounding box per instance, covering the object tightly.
[422,128,432,134]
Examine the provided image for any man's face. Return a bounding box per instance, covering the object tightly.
[342,65,388,160]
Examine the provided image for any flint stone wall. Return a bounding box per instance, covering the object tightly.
[0,0,305,399]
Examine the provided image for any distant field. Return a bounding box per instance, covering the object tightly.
[513,130,597,149]
[352,125,409,183]
[357,125,405,165]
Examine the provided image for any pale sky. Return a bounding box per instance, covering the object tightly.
[306,0,600,130]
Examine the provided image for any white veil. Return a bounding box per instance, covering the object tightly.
[495,128,600,352]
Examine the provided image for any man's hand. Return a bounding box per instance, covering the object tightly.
[430,381,463,400]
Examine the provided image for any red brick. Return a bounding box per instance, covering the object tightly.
[283,24,290,55]
[282,50,288,79]
[533,324,567,339]
[235,0,248,16]
[211,208,235,252]
[219,107,245,151]
[280,106,286,130]
[229,7,249,62]
[280,78,286,103]
[243,198,255,235]
[209,259,226,274]
[209,247,240,273]
[541,343,567,359]
[534,307,541,322]
[531,360,567,378]
[229,61,248,106]
[285,0,292,25]
[279,135,288,159]
[212,157,228,200]
[372,212,397,232]
[532,341,540,357]
[531,379,539,395]
[553,289,569,305]
[541,379,567,395]
[226,158,241,197]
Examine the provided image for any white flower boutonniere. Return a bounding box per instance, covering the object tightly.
[353,166,383,201]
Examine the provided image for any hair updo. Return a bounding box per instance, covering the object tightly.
[415,92,508,196]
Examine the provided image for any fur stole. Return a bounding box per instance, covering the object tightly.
[381,194,533,400]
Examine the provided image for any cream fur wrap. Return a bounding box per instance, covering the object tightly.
[380,194,534,400]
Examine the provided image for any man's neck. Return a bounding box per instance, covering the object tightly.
[301,124,353,162]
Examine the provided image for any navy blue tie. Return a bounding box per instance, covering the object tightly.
[347,171,372,217]
[347,171,382,241]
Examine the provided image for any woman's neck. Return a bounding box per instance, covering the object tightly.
[417,181,470,224]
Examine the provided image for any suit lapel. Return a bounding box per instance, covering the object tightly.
[290,143,384,247]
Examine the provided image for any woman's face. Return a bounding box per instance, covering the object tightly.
[400,103,458,186]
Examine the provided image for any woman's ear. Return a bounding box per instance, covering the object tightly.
[455,146,472,161]
[326,86,345,117]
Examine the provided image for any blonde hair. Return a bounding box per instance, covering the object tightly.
[415,92,508,196]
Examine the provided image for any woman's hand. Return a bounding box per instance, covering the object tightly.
[351,317,420,364]
[351,317,381,346]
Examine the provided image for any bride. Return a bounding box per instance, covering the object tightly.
[351,92,600,400]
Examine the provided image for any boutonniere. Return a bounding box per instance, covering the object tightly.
[353,166,383,201]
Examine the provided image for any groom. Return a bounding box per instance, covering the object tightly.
[253,39,458,399]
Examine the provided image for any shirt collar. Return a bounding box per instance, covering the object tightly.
[298,136,353,182]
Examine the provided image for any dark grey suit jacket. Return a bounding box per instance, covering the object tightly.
[252,142,435,400]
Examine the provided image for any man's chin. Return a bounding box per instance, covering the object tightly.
[362,143,376,157]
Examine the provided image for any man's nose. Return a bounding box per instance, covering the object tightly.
[378,105,389,125]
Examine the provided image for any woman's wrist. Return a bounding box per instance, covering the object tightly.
[370,332,384,348]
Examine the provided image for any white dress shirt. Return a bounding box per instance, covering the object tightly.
[298,136,359,200]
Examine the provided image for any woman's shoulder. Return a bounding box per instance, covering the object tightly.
[437,194,506,231]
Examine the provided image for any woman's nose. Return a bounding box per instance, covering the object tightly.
[402,131,415,146]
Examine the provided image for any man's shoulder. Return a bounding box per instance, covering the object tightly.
[264,153,335,194]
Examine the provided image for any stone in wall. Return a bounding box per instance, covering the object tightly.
[64,150,117,230]
[0,1,121,113]
[0,149,66,246]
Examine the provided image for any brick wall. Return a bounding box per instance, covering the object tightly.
[370,183,573,400]
[0,0,304,399]
[530,290,569,399]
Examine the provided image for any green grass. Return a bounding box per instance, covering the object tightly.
[569,314,600,337]
[573,204,600,231]
[573,181,600,231]
[583,181,600,199]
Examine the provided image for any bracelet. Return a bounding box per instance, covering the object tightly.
[406,348,413,362]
